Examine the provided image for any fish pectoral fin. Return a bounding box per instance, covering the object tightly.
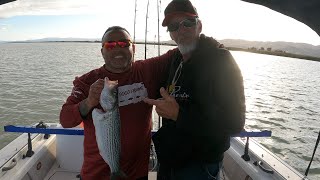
[92,108,105,121]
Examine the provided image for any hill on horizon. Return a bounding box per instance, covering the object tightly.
[219,39,320,58]
[2,37,320,58]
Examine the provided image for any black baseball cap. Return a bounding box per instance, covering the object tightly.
[162,0,198,27]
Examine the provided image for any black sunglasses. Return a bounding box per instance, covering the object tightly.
[167,18,198,32]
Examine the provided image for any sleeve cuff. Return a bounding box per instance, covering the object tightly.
[73,103,86,123]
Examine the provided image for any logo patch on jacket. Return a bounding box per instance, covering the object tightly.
[168,85,190,101]
[71,87,82,98]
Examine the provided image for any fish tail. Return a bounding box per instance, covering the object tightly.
[110,170,127,180]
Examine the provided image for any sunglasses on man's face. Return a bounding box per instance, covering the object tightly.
[102,40,132,50]
[167,18,198,32]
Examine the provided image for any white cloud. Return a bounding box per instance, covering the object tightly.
[0,0,115,17]
[0,24,9,30]
[0,0,167,17]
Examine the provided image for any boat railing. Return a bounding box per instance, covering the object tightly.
[4,123,271,165]
[4,124,272,137]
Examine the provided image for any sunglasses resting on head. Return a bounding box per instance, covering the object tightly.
[167,18,198,32]
[102,39,132,50]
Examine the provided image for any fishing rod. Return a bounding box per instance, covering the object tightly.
[144,0,150,60]
[157,0,161,130]
[133,0,138,43]
[157,0,161,57]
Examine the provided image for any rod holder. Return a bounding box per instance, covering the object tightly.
[24,133,34,158]
[241,137,250,161]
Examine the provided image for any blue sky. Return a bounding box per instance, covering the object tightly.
[1,0,320,45]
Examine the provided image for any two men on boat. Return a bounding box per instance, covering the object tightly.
[144,0,246,179]
[60,0,245,179]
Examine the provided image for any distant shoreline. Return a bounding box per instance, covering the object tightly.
[5,40,178,46]
[227,47,320,62]
[4,41,320,62]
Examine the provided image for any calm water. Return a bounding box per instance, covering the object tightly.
[0,42,319,179]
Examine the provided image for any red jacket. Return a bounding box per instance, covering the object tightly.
[60,50,176,180]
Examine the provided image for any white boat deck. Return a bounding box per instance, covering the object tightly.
[44,161,79,180]
[44,161,158,180]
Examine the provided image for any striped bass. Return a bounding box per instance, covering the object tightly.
[92,77,126,180]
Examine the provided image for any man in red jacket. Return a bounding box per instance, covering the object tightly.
[60,26,176,180]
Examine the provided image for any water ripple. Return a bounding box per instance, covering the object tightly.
[270,95,293,101]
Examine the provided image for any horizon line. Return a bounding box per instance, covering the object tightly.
[1,37,319,46]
